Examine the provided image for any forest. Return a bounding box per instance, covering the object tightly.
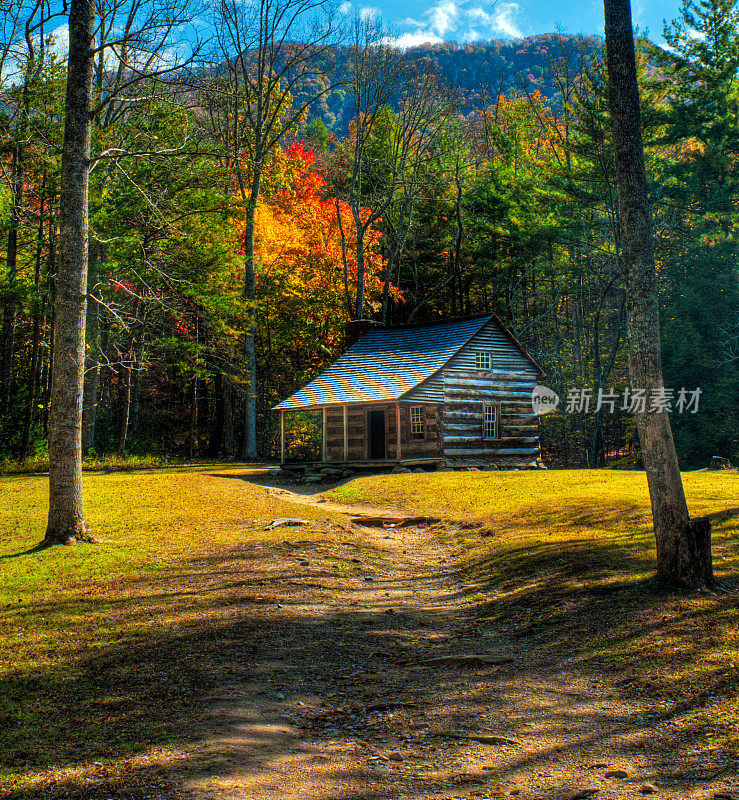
[0,0,737,470]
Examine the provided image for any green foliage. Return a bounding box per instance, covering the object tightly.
[648,0,739,465]
[0,21,734,467]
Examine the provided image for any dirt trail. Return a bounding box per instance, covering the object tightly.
[180,483,736,800]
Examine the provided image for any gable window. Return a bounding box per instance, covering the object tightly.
[410,406,425,439]
[476,351,493,370]
[482,403,500,439]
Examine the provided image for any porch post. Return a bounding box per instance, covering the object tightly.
[280,410,285,464]
[395,402,402,462]
[322,407,327,462]
[343,404,348,462]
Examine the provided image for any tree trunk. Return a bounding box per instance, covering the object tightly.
[222,376,234,459]
[81,246,100,454]
[603,0,712,588]
[45,0,95,545]
[188,375,198,460]
[19,178,48,461]
[130,348,143,437]
[208,372,224,458]
[0,146,22,412]
[117,355,132,456]
[240,169,260,460]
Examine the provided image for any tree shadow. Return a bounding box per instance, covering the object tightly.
[2,526,737,799]
[0,541,53,559]
[208,469,356,496]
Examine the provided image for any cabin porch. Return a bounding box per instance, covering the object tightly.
[278,402,442,466]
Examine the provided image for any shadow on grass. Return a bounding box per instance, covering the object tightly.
[0,542,53,559]
[208,469,355,496]
[2,527,737,798]
[460,509,739,759]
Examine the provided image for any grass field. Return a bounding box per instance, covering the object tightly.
[329,469,739,753]
[0,466,361,798]
[2,467,737,798]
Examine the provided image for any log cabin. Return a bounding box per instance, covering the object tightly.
[273,315,543,469]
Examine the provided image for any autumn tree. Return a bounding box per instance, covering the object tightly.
[205,0,337,459]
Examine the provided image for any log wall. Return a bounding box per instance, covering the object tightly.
[324,403,442,462]
[440,368,540,465]
[407,318,541,467]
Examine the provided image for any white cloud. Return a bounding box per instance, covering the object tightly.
[394,31,445,48]
[359,5,381,20]
[1,23,68,86]
[427,0,460,37]
[490,3,522,38]
[392,0,523,48]
[686,27,707,40]
[338,1,352,13]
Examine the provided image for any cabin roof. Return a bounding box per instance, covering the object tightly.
[274,315,539,411]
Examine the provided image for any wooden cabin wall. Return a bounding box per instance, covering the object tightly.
[441,370,540,465]
[438,319,540,466]
[325,406,367,461]
[324,403,442,462]
[392,404,442,459]
[445,318,536,373]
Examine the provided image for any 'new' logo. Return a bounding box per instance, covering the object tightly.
[531,385,559,416]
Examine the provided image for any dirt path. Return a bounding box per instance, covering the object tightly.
[178,484,737,800]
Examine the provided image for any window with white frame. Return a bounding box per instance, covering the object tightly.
[483,403,499,439]
[410,406,425,439]
[475,351,493,370]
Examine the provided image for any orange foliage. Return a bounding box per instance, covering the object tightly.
[232,141,400,378]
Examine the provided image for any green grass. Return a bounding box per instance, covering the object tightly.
[0,466,359,798]
[2,467,737,798]
[329,469,739,753]
[0,453,179,475]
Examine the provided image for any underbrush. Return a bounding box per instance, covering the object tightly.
[0,453,175,475]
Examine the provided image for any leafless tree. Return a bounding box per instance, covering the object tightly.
[337,15,457,322]
[603,0,713,587]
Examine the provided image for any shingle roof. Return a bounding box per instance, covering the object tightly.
[273,316,491,410]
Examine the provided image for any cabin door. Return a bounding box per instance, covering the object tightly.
[369,409,386,459]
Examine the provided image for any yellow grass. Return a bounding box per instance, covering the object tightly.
[329,469,739,752]
[0,466,355,797]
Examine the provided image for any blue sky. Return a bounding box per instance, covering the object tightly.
[345,0,686,47]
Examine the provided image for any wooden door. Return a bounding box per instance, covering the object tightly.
[369,409,386,459]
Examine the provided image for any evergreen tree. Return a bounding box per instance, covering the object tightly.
[652,0,739,465]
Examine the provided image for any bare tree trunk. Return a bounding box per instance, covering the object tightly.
[241,171,260,460]
[81,246,99,454]
[353,208,366,320]
[188,375,198,460]
[117,356,132,456]
[222,376,234,459]
[19,177,48,461]
[207,372,224,458]
[0,146,22,412]
[45,0,94,544]
[604,0,712,588]
[130,349,143,437]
